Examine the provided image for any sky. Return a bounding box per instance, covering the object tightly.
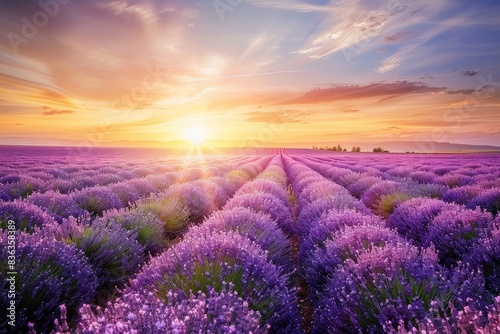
[0,0,499,149]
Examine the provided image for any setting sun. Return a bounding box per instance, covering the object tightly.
[184,125,207,145]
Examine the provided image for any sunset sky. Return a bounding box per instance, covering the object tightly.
[1,0,499,149]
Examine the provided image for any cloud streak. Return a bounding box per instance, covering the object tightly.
[279,81,446,104]
[42,109,75,116]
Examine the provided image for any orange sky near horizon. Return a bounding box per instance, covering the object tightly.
[1,0,499,149]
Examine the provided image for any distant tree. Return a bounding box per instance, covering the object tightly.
[337,144,342,152]
[351,146,361,152]
[343,148,347,152]
[373,147,388,153]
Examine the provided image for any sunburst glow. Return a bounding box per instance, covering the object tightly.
[184,125,207,145]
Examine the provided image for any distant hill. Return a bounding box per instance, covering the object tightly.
[376,141,500,153]
[29,138,499,153]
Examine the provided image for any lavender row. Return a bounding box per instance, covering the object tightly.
[72,156,302,333]
[293,154,500,219]
[282,154,498,333]
[0,155,253,202]
[0,156,272,333]
[293,153,500,217]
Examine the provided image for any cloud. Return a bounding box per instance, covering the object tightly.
[382,31,419,43]
[461,70,478,77]
[290,0,447,63]
[447,89,476,95]
[279,81,446,104]
[247,0,332,12]
[340,109,360,113]
[42,110,75,116]
[376,53,405,73]
[244,109,311,123]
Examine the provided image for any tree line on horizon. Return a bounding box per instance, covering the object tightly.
[312,145,389,153]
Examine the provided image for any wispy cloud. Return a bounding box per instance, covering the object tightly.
[247,0,333,12]
[382,31,419,43]
[461,70,478,77]
[42,109,75,116]
[279,81,446,104]
[291,0,447,63]
[244,109,312,123]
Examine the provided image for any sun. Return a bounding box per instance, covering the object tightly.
[184,125,207,144]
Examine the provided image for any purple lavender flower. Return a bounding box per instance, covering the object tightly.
[50,178,73,194]
[71,186,125,217]
[224,192,295,236]
[109,182,142,206]
[0,199,56,232]
[98,208,166,255]
[346,175,382,198]
[298,180,349,210]
[443,185,482,205]
[299,210,382,280]
[94,173,124,186]
[126,178,157,197]
[426,207,493,266]
[76,288,265,334]
[69,176,98,190]
[313,243,483,333]
[388,296,500,334]
[466,223,500,294]
[237,179,289,204]
[386,198,456,246]
[468,188,500,216]
[130,230,302,333]
[297,195,370,238]
[192,207,294,273]
[161,183,215,221]
[0,231,97,333]
[304,224,403,296]
[436,173,475,188]
[131,167,154,177]
[143,172,176,191]
[26,191,85,222]
[409,171,437,184]
[363,180,446,218]
[1,176,47,200]
[60,217,145,300]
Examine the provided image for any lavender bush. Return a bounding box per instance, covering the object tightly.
[71,186,124,217]
[0,200,56,232]
[130,230,302,333]
[0,231,97,333]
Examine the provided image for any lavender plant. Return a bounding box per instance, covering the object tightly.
[0,231,97,333]
[130,230,302,333]
[0,200,56,232]
[71,186,124,217]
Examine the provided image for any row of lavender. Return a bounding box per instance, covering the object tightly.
[294,153,500,216]
[72,155,303,333]
[0,154,272,333]
[1,148,500,333]
[286,152,500,333]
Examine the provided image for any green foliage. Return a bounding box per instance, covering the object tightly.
[376,193,413,218]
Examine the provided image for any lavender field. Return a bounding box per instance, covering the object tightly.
[1,146,500,333]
